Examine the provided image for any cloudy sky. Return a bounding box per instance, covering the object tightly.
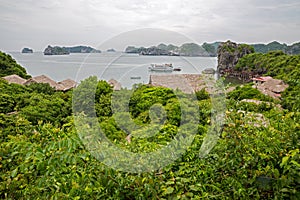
[1,0,299,51]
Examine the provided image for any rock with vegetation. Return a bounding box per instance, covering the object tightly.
[217,40,254,73]
[202,42,218,56]
[65,46,101,53]
[44,45,101,55]
[21,47,33,53]
[286,42,300,55]
[252,41,287,53]
[178,43,206,56]
[106,48,116,52]
[251,41,300,55]
[44,45,70,55]
[125,42,217,56]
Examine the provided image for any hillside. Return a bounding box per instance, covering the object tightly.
[0,51,31,78]
[243,41,300,55]
[0,50,299,199]
[235,51,300,111]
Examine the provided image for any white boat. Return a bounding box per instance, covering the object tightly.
[148,63,173,72]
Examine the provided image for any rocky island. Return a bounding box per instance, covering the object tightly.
[125,42,218,57]
[106,48,116,52]
[44,45,70,55]
[65,46,101,53]
[43,45,101,55]
[21,47,33,53]
[124,41,300,57]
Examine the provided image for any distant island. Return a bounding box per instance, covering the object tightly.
[106,48,116,52]
[124,41,300,57]
[125,42,219,57]
[251,41,300,54]
[44,45,70,55]
[21,48,33,53]
[43,45,101,55]
[65,46,101,53]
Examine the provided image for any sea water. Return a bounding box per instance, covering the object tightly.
[9,52,217,88]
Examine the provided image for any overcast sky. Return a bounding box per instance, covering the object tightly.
[1,0,299,51]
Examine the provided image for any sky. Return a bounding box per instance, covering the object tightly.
[0,0,300,51]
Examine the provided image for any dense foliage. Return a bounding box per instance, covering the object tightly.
[235,51,300,111]
[0,52,31,79]
[0,50,299,199]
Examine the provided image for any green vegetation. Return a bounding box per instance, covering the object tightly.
[44,45,70,55]
[0,50,299,199]
[251,41,300,55]
[0,52,31,79]
[235,51,300,111]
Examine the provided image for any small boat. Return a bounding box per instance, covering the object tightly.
[173,67,181,71]
[130,76,141,79]
[148,63,173,72]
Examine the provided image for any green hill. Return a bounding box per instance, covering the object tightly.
[0,51,30,78]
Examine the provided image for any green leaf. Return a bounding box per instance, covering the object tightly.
[281,156,289,167]
[291,160,300,168]
[164,187,174,195]
[11,168,18,178]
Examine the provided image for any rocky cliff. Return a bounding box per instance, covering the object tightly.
[217,41,254,73]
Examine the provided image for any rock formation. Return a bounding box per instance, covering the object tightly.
[21,48,33,53]
[217,40,254,73]
[43,45,101,55]
[44,45,70,55]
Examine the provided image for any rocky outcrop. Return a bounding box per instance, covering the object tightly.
[217,41,254,73]
[44,45,70,55]
[44,45,101,55]
[106,48,116,52]
[21,48,33,53]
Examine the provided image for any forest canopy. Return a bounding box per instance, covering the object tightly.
[0,50,299,199]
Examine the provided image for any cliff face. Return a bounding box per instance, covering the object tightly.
[217,41,254,73]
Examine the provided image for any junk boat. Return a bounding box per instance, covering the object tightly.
[148,63,174,72]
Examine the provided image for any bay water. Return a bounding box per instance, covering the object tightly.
[10,52,217,88]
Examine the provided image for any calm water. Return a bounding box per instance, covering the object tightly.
[10,52,217,88]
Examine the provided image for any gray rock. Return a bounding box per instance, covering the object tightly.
[217,41,254,73]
